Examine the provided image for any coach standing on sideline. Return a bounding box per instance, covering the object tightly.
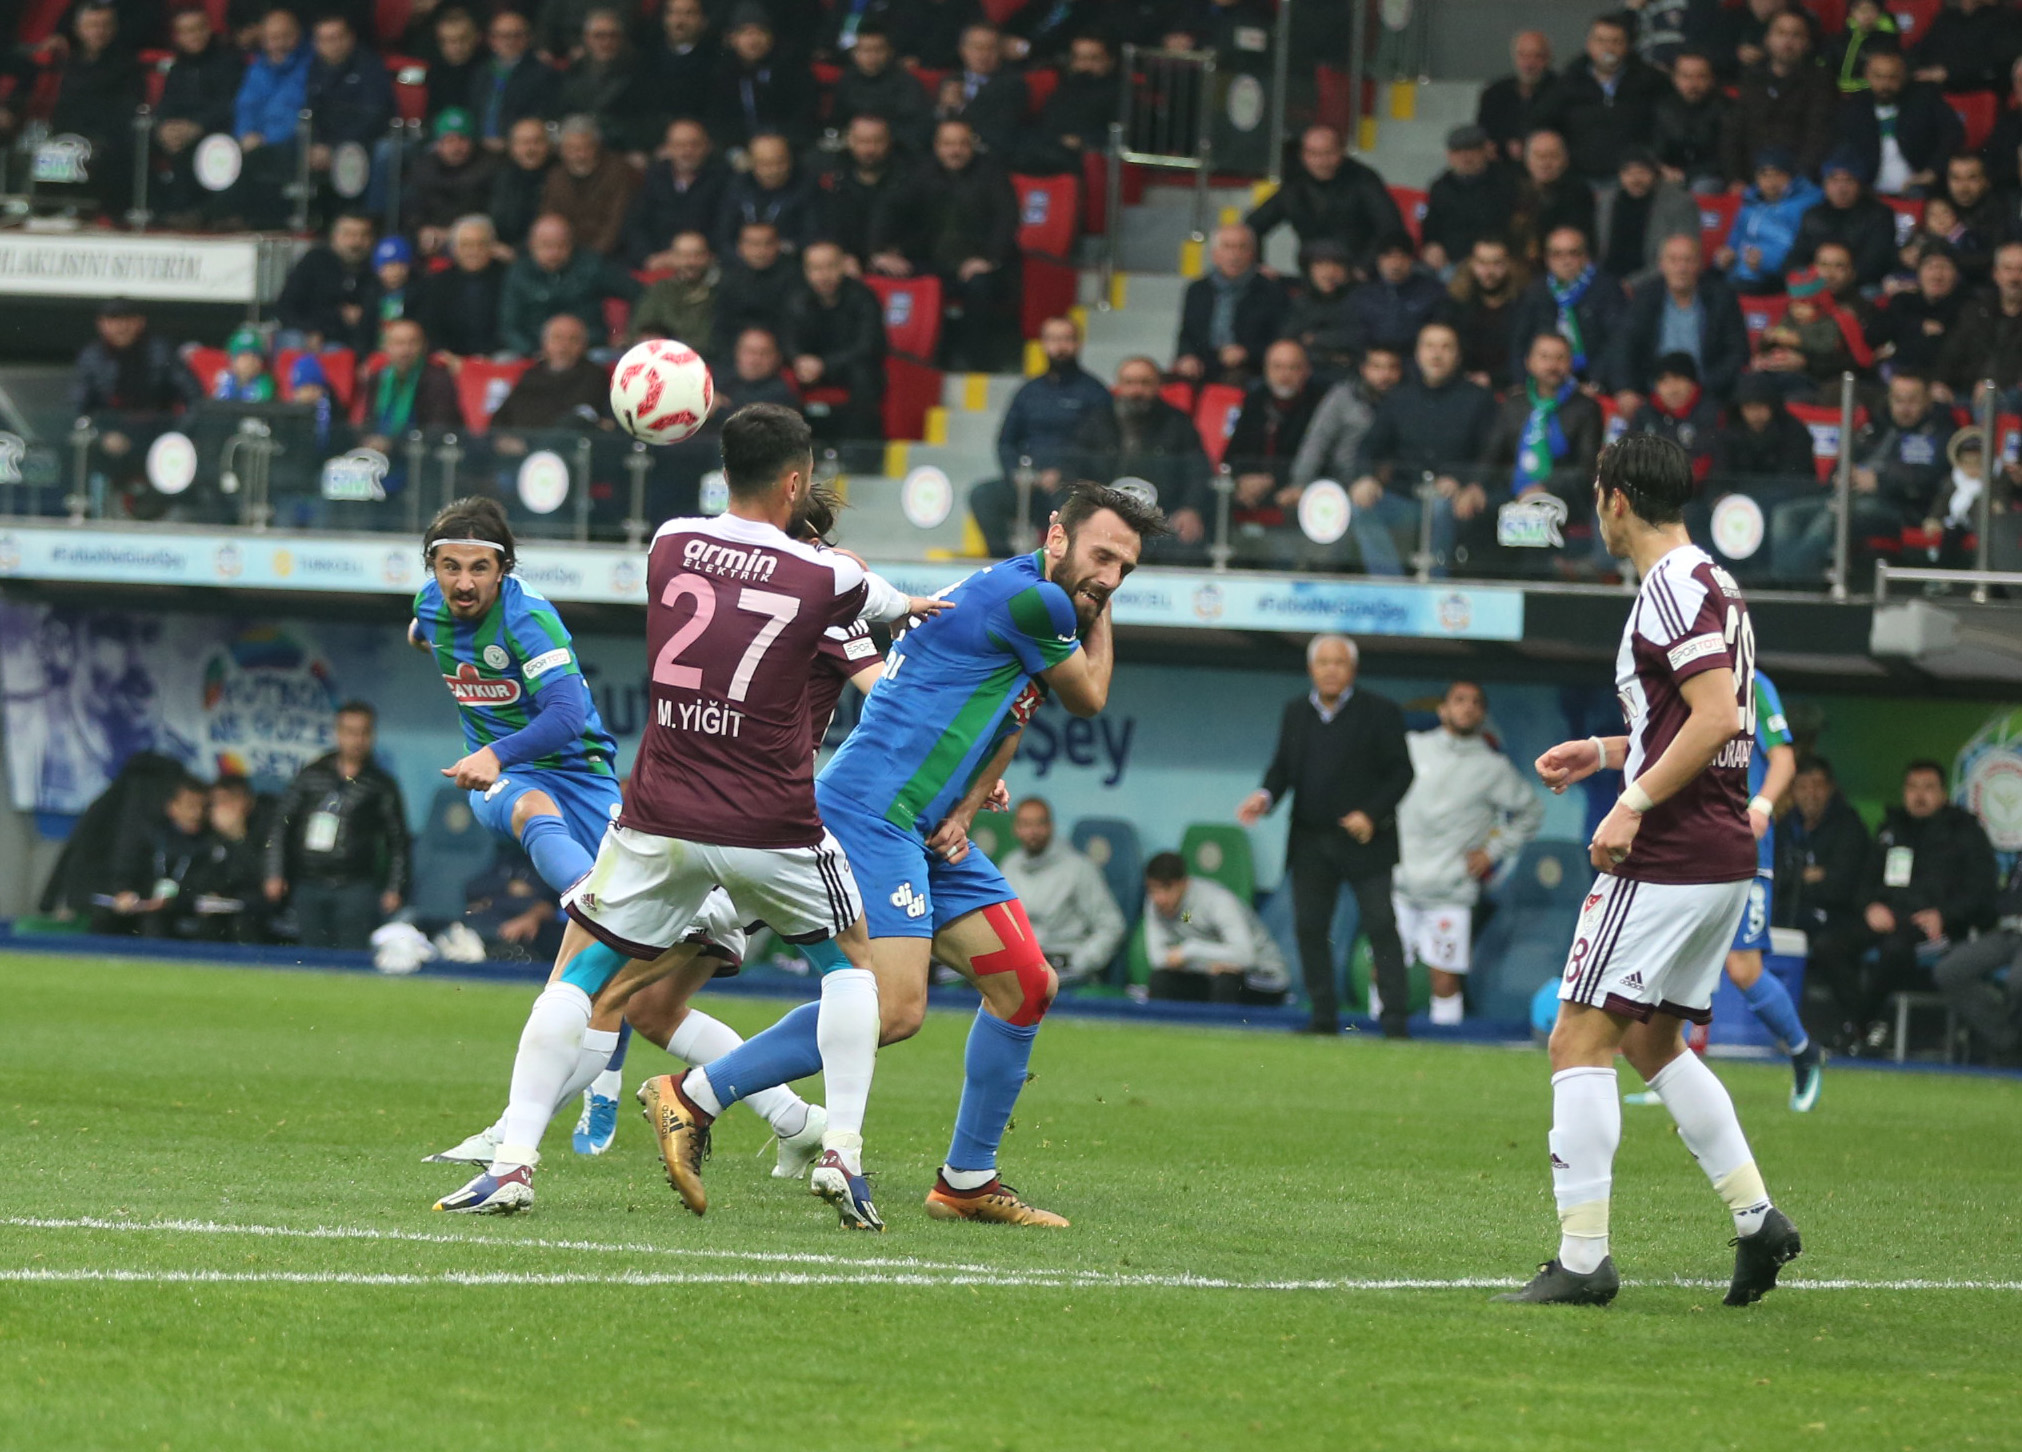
[1237,635,1415,1038]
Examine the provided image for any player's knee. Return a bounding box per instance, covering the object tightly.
[973,902,1055,1027]
[1725,950,1760,989]
[510,790,561,837]
[880,996,926,1045]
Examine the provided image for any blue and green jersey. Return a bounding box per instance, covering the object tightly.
[1749,671,1793,876]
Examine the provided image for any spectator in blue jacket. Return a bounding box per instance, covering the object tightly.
[1343,233,1449,358]
[1716,147,1822,294]
[969,315,1116,554]
[232,8,314,227]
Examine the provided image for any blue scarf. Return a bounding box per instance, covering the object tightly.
[1546,264,1596,373]
[1513,377,1576,494]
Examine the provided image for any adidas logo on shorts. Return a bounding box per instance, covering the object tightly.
[890,883,928,919]
[1621,971,1645,991]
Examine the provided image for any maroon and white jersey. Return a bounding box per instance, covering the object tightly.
[810,619,882,750]
[625,513,869,849]
[1613,544,1756,885]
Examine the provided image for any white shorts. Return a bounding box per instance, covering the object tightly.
[1393,897,1471,974]
[691,888,748,969]
[1558,875,1752,1024]
[564,824,863,958]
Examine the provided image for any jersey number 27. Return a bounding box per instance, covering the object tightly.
[655,573,801,702]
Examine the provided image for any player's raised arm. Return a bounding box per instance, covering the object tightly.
[1041,599,1112,718]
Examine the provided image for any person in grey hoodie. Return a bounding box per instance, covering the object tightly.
[1387,680,1544,1024]
[1142,852,1291,1005]
[1288,343,1404,491]
[1000,797,1125,985]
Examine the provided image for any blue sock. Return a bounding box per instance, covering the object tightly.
[1740,972,1809,1055]
[945,1008,1039,1174]
[702,1002,822,1109]
[520,813,594,895]
[605,1020,632,1072]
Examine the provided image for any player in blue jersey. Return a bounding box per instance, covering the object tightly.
[1626,668,1820,1113]
[639,482,1167,1228]
[410,497,822,1176]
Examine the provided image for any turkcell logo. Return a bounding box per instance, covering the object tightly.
[889,883,928,919]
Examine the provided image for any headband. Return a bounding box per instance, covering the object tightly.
[428,538,506,552]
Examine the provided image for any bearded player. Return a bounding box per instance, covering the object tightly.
[637,481,1166,1229]
[1502,435,1802,1307]
[413,496,827,1179]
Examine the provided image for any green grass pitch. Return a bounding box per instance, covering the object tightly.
[2,951,2018,1451]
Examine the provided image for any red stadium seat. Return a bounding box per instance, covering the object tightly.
[981,0,1027,23]
[141,50,172,108]
[185,346,229,396]
[1013,173,1079,257]
[1194,383,1245,467]
[389,56,428,124]
[865,274,944,360]
[1787,400,1871,481]
[602,295,632,346]
[1023,68,1059,115]
[1805,0,1848,34]
[375,0,415,48]
[1159,379,1197,414]
[455,358,531,433]
[1021,256,1078,339]
[1697,192,1743,257]
[882,354,942,440]
[19,0,67,44]
[1386,186,1427,245]
[1946,92,1997,153]
[909,66,946,101]
[1881,195,1926,247]
[1889,0,1943,45]
[1741,293,1792,344]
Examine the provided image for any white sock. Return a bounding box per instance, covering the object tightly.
[1550,1066,1619,1274]
[588,1067,622,1101]
[1366,981,1382,1020]
[680,1065,725,1119]
[941,1165,995,1191]
[1429,991,1464,1026]
[666,1010,811,1137]
[571,1029,620,1105]
[1646,1051,1772,1236]
[491,983,593,1172]
[817,968,880,1166]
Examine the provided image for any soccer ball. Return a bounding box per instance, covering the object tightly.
[610,339,714,445]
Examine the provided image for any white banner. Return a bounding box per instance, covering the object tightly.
[0,233,269,303]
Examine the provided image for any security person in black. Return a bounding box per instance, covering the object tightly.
[263,700,411,951]
[1238,634,1415,1037]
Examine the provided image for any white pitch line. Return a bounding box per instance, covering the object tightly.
[2,1268,2020,1292]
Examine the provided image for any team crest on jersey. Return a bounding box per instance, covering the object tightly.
[483,644,511,670]
[444,662,522,706]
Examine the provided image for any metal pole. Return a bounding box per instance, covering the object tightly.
[65,417,96,522]
[1974,378,1997,603]
[1346,0,1369,152]
[1100,119,1124,309]
[126,104,152,230]
[383,118,407,235]
[1190,56,1215,243]
[573,434,593,543]
[1209,464,1233,571]
[1266,0,1292,185]
[1009,455,1037,555]
[624,440,650,545]
[1828,370,1854,600]
[1412,473,1435,582]
[290,109,313,232]
[426,429,457,531]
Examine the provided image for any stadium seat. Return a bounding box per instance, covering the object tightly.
[909,66,946,101]
[1194,383,1245,467]
[1468,839,1590,1022]
[142,50,172,108]
[882,354,943,440]
[1023,68,1059,115]
[184,345,229,396]
[1889,0,1943,45]
[274,347,358,410]
[1386,186,1427,245]
[1696,192,1742,258]
[1014,173,1080,337]
[1788,400,1871,481]
[1080,150,1111,235]
[981,0,1025,23]
[455,358,531,433]
[375,0,416,47]
[1179,823,1253,903]
[1071,816,1144,930]
[1881,195,1926,248]
[408,786,496,925]
[865,273,944,360]
[390,57,428,124]
[1159,379,1197,414]
[19,0,66,43]
[1946,92,1997,153]
[969,809,1013,860]
[1807,0,1848,33]
[1740,293,1791,345]
[602,294,632,347]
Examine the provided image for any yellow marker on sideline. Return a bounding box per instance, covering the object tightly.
[1389,79,1416,120]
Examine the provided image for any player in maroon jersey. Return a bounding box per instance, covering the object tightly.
[1500,434,1803,1307]
[433,406,945,1219]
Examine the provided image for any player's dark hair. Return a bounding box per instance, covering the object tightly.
[794,478,846,543]
[721,403,813,499]
[336,699,376,722]
[1904,757,1947,783]
[1056,479,1170,543]
[1145,851,1186,884]
[423,495,517,571]
[1594,434,1693,527]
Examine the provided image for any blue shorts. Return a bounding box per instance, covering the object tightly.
[473,765,622,855]
[1730,875,1772,954]
[816,783,1016,940]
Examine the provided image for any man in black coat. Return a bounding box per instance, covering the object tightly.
[781,241,887,441]
[712,219,795,358]
[1243,124,1406,275]
[1018,33,1120,175]
[1173,223,1289,386]
[1776,755,1870,943]
[1872,245,1965,380]
[473,9,558,149]
[418,216,510,358]
[1225,339,1322,525]
[705,3,817,150]
[1604,234,1749,409]
[936,22,1026,157]
[263,701,411,951]
[624,119,731,268]
[1532,13,1668,183]
[1812,759,1998,1052]
[1071,354,1211,546]
[1908,0,2022,96]
[1651,47,1726,190]
[818,115,908,265]
[1837,49,1962,197]
[1476,29,1554,163]
[643,0,718,120]
[829,24,932,152]
[46,1,141,214]
[275,210,380,352]
[1786,151,1898,287]
[1418,124,1516,273]
[491,117,557,253]
[1237,634,1415,1037]
[152,5,243,221]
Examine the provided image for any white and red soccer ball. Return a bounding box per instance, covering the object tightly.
[611,339,714,445]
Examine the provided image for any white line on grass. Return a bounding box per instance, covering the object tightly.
[3,1268,2020,1292]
